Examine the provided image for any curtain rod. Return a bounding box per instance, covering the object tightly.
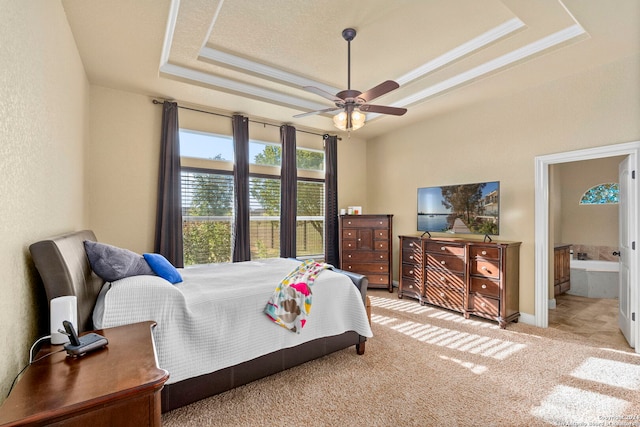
[152,99,339,140]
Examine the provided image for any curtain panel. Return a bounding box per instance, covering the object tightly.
[279,125,297,258]
[154,101,184,267]
[232,114,251,262]
[324,135,339,266]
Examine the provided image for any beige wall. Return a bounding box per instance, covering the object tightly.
[0,0,89,401]
[555,156,624,248]
[87,86,161,253]
[367,54,640,317]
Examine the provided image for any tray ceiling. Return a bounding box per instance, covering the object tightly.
[62,0,639,138]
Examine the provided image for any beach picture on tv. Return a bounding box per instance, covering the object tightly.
[417,181,500,235]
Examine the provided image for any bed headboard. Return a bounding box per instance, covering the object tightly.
[29,230,105,333]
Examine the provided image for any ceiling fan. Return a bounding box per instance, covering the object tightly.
[294,28,407,131]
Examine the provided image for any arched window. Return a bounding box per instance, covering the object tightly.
[579,183,619,205]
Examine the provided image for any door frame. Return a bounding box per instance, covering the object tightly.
[534,140,639,351]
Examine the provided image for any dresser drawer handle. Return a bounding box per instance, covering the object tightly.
[358,238,361,241]
[380,255,384,259]
[409,255,413,260]
[347,232,352,236]
[440,277,446,282]
[379,244,384,248]
[348,265,352,269]
[482,250,487,255]
[409,285,413,289]
[481,266,487,271]
[380,267,383,270]
[409,270,414,275]
[347,221,352,225]
[480,302,486,307]
[409,243,414,247]
[379,278,384,281]
[481,284,487,289]
[440,246,446,251]
[440,260,446,265]
[348,255,352,258]
[379,221,383,225]
[440,292,445,298]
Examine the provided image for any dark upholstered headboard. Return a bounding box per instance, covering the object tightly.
[29,230,105,333]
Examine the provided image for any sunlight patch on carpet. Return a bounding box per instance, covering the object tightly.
[439,355,487,374]
[530,384,628,426]
[571,357,640,390]
[379,319,526,360]
[369,295,499,329]
[370,314,397,325]
[369,296,434,314]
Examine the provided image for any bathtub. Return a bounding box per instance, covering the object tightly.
[568,259,619,299]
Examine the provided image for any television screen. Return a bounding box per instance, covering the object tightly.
[417,181,500,235]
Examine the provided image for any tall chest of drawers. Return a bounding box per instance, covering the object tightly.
[339,214,393,292]
[398,235,520,328]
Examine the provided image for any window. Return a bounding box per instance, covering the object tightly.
[179,129,325,265]
[180,130,233,161]
[296,179,325,258]
[579,183,619,205]
[181,169,234,264]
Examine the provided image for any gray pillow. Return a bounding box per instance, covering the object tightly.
[84,240,155,282]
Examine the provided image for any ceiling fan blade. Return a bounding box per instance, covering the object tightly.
[302,86,343,102]
[359,104,407,116]
[293,107,341,118]
[358,80,400,103]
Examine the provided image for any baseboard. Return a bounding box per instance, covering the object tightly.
[518,312,536,326]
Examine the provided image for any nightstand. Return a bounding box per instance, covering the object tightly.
[0,321,169,427]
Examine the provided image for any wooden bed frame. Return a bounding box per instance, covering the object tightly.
[29,230,369,412]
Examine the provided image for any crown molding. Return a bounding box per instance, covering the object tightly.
[199,47,340,95]
[159,62,328,111]
[396,17,526,86]
[384,24,588,111]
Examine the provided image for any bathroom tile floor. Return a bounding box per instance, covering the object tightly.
[549,293,632,350]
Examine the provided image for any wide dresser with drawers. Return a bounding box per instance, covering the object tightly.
[339,214,393,292]
[398,235,520,328]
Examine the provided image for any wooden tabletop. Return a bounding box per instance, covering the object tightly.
[0,321,169,426]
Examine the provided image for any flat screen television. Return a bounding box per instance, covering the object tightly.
[417,181,500,237]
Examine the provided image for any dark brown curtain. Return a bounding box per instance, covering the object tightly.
[279,125,297,258]
[324,135,339,266]
[232,114,251,262]
[154,101,184,267]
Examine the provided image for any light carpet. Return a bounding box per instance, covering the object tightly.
[162,289,640,426]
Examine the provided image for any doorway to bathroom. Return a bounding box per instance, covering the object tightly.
[534,141,639,352]
[548,156,626,348]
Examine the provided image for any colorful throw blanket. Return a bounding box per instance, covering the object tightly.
[264,260,330,333]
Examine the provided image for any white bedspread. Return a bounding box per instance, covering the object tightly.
[93,258,372,384]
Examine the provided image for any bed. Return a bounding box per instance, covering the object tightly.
[29,230,372,412]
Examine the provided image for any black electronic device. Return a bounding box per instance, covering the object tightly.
[60,320,109,357]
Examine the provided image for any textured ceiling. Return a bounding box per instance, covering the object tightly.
[62,0,640,138]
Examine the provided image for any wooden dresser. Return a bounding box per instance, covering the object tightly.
[398,235,520,328]
[0,322,168,427]
[339,214,393,292]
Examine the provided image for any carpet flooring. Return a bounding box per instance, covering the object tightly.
[162,289,640,426]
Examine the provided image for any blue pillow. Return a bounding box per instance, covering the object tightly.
[143,253,183,284]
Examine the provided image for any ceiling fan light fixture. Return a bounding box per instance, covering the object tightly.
[333,109,366,131]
